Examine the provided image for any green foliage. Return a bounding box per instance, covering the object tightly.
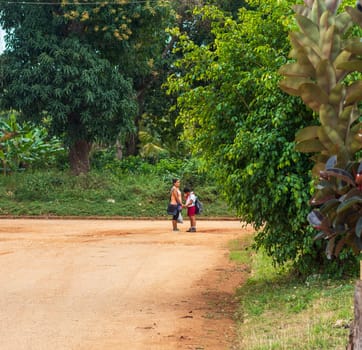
[279,0,362,259]
[0,111,64,174]
[0,167,233,217]
[0,0,174,171]
[166,1,325,271]
[92,151,212,188]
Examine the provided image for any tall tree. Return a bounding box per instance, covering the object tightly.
[0,0,173,173]
[166,2,330,272]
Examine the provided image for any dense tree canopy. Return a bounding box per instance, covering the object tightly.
[0,0,174,173]
[166,1,331,271]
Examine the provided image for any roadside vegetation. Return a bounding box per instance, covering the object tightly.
[229,238,355,349]
[0,156,234,217]
[0,0,362,347]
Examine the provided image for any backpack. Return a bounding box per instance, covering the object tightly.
[195,197,203,215]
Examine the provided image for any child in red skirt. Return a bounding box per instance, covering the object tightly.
[183,187,197,232]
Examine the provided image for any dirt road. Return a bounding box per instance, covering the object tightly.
[0,219,254,350]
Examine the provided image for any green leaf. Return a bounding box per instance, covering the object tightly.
[321,168,355,186]
[295,126,319,143]
[344,38,362,56]
[290,32,321,68]
[336,196,362,214]
[336,60,362,73]
[299,83,329,111]
[295,139,326,153]
[323,124,345,146]
[335,12,354,34]
[295,14,320,45]
[320,198,340,216]
[279,77,311,96]
[316,60,336,92]
[333,50,352,81]
[319,104,338,128]
[320,24,335,59]
[345,81,362,105]
[328,83,344,109]
[278,62,315,78]
[318,125,336,155]
[310,185,336,205]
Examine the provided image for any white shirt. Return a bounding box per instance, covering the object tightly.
[185,192,196,207]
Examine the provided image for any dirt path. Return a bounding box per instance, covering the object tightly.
[0,219,254,350]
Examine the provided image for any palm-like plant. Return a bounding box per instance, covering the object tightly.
[279,0,362,257]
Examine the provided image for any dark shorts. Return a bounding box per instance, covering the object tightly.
[172,205,182,220]
[187,206,196,217]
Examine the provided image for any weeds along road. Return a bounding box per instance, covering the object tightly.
[0,219,254,350]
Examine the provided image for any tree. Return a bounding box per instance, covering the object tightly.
[0,0,173,174]
[166,1,335,272]
[134,0,250,160]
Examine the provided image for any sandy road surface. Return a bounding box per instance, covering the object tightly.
[0,219,254,350]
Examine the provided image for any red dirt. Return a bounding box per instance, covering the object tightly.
[0,219,254,350]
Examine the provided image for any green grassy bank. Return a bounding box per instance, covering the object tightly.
[229,238,355,349]
[0,170,235,217]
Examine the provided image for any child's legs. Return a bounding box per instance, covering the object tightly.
[190,215,196,227]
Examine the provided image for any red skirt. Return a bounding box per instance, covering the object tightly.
[187,206,196,216]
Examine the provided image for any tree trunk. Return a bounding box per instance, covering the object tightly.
[125,133,137,156]
[115,139,123,160]
[347,280,362,350]
[69,140,91,175]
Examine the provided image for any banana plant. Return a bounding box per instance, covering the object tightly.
[0,111,64,174]
[279,0,362,257]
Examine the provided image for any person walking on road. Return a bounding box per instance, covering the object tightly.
[170,178,183,231]
[183,187,197,232]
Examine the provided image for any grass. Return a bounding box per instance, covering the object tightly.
[228,238,356,350]
[0,169,235,217]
